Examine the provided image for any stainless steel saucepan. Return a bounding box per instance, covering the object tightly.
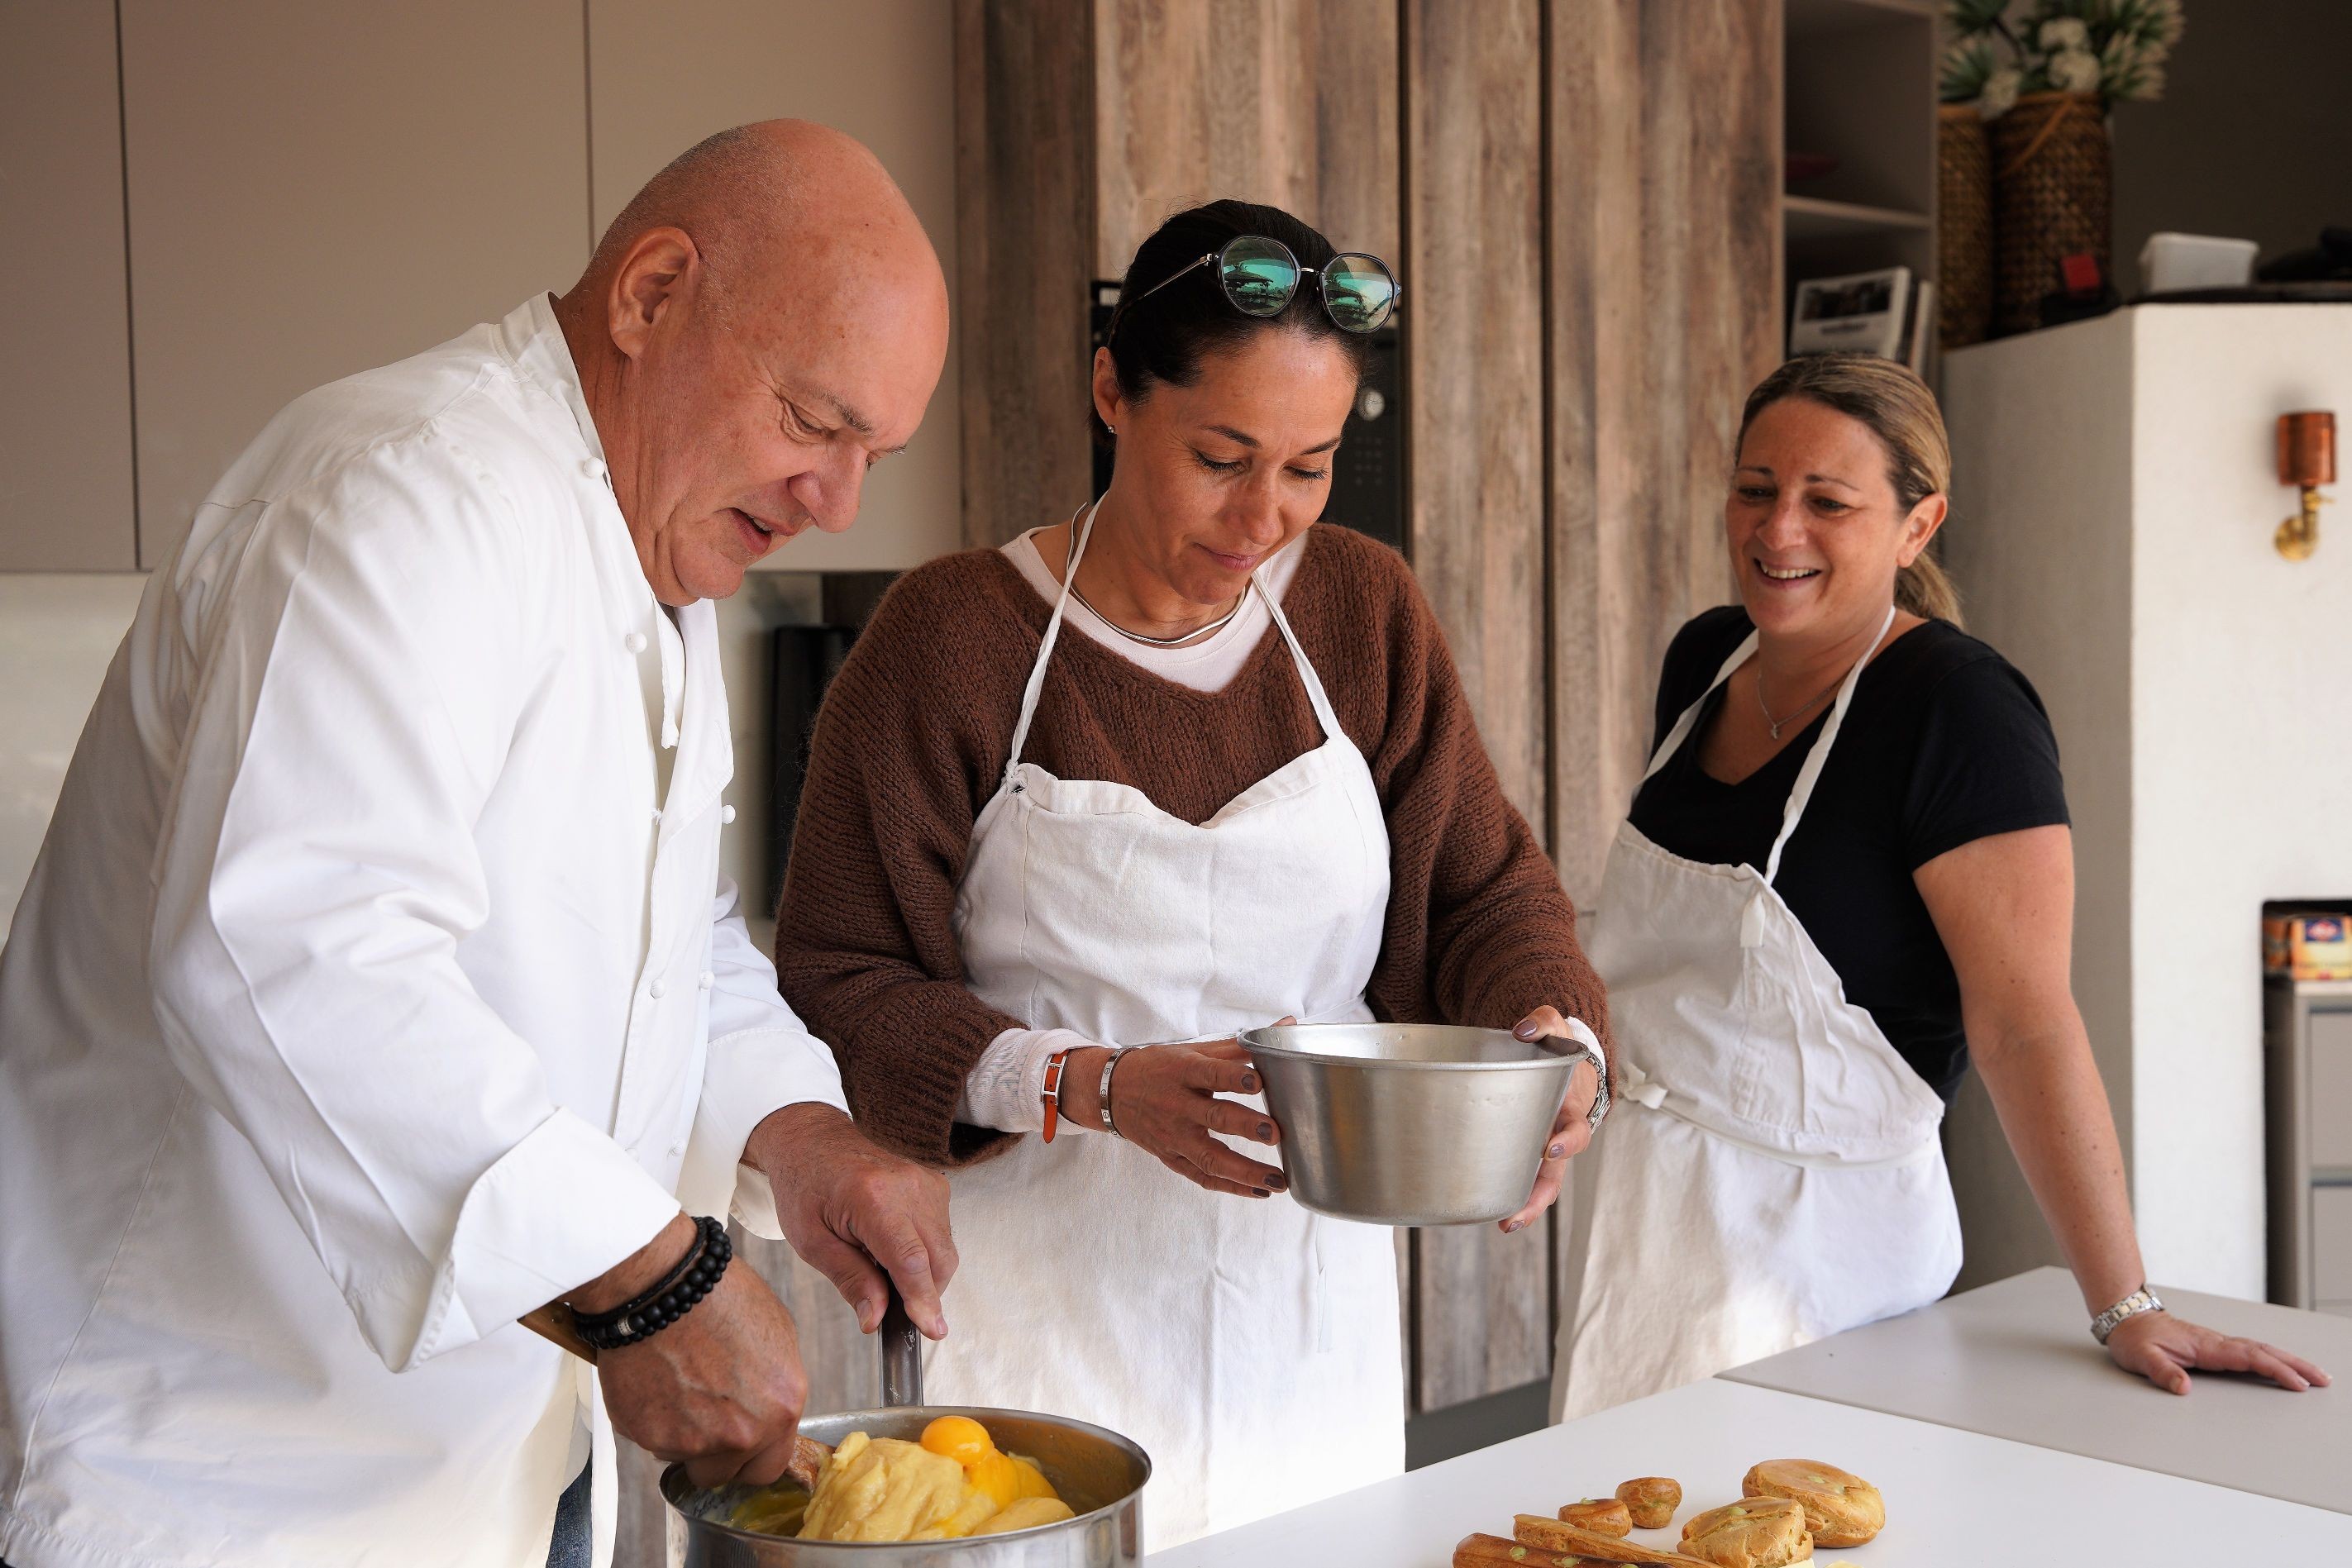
[660,1291,1152,1566]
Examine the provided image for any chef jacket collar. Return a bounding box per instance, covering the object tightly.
[502,292,612,471]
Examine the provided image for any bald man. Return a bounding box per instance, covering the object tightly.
[0,122,953,1568]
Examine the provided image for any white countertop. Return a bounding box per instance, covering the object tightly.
[1721,1266,2350,1513]
[1145,1376,2344,1565]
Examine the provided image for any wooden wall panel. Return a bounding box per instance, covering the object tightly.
[954,0,1098,548]
[1092,0,1400,278]
[1546,0,1782,905]
[1404,0,1555,1414]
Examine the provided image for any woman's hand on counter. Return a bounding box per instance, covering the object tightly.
[2102,1309,2333,1395]
[1498,1005,1601,1236]
[1066,1035,1289,1199]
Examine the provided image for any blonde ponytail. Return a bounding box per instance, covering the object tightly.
[1896,546,1963,628]
[1739,353,1965,629]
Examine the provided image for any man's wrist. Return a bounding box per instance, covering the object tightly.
[567,1209,694,1314]
[743,1100,855,1179]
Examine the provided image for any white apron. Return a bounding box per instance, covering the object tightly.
[1551,609,1961,1423]
[936,507,1405,1550]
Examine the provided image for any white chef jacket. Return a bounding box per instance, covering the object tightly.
[0,294,847,1568]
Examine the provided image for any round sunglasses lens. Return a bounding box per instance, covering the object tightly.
[1219,236,1300,317]
[1323,255,1396,332]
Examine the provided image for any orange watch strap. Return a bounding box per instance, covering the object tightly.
[1041,1048,1070,1143]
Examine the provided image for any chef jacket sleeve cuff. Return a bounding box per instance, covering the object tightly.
[411,1108,682,1369]
[959,1027,1095,1133]
[679,1023,850,1241]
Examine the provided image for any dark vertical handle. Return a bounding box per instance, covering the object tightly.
[880,1280,923,1408]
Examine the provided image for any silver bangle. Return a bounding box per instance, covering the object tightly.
[1098,1047,1128,1137]
[2091,1284,2164,1345]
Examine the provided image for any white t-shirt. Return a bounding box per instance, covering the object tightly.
[957,525,1314,1129]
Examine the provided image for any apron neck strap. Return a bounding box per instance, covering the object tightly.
[1002,500,1095,784]
[1762,603,1899,884]
[1002,508,1338,789]
[1639,605,1901,888]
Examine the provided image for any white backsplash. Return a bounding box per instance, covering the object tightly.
[0,574,147,940]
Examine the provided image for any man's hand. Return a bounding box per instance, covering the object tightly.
[575,1213,811,1489]
[746,1103,958,1341]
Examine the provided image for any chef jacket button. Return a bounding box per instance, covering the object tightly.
[623,631,647,654]
[699,970,714,990]
[651,806,663,822]
[582,458,607,480]
[719,804,737,824]
[649,979,667,999]
[670,1141,687,1157]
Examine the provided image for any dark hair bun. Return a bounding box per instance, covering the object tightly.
[1100,199,1370,441]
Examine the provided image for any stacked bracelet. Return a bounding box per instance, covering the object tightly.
[570,1214,732,1352]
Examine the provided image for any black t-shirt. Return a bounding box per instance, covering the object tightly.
[1629,607,2070,1100]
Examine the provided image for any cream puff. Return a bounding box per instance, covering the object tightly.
[1740,1460,1883,1548]
[1678,1498,1812,1568]
[1615,1476,1682,1530]
[1561,1497,1634,1537]
[1514,1515,1714,1565]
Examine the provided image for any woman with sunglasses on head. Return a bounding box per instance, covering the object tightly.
[1550,352,2327,1423]
[775,199,1608,1546]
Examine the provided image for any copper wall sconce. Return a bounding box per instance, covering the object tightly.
[2277,411,2334,560]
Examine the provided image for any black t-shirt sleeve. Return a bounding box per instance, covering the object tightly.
[1901,652,2071,870]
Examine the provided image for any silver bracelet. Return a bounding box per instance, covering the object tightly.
[2091,1283,2165,1345]
[1098,1047,1128,1137]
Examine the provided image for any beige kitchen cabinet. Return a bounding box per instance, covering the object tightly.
[0,1,138,570]
[583,0,963,573]
[117,1,590,568]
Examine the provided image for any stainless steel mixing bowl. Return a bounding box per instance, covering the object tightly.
[663,1405,1149,1566]
[1240,1022,1585,1225]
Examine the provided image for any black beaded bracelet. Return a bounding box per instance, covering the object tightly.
[570,1214,732,1352]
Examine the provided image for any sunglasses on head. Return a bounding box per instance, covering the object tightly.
[1112,235,1401,338]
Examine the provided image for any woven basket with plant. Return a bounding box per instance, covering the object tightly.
[1942,1,2185,336]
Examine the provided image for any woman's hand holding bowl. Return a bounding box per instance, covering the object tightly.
[1498,1005,1601,1236]
[1063,1025,1294,1199]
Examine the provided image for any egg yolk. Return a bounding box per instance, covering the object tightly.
[919,1416,1060,1511]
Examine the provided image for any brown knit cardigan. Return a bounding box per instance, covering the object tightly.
[774,523,1610,1167]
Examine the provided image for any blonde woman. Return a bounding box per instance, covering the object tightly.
[1553,353,2328,1421]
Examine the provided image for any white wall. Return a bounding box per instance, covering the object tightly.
[2126,306,2352,1294]
[0,575,147,940]
[1944,304,2352,1299]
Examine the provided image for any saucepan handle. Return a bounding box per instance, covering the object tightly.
[880,1280,924,1408]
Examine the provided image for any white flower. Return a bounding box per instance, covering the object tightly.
[2050,47,2103,94]
[2146,0,2186,50]
[1978,67,2024,120]
[2040,17,2091,51]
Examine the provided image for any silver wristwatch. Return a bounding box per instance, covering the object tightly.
[2090,1284,2164,1345]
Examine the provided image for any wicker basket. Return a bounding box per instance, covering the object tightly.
[1938,104,1994,349]
[1990,90,2111,336]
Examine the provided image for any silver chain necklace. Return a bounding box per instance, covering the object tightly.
[1756,668,1843,741]
[1069,583,1244,646]
[1061,505,1247,647]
